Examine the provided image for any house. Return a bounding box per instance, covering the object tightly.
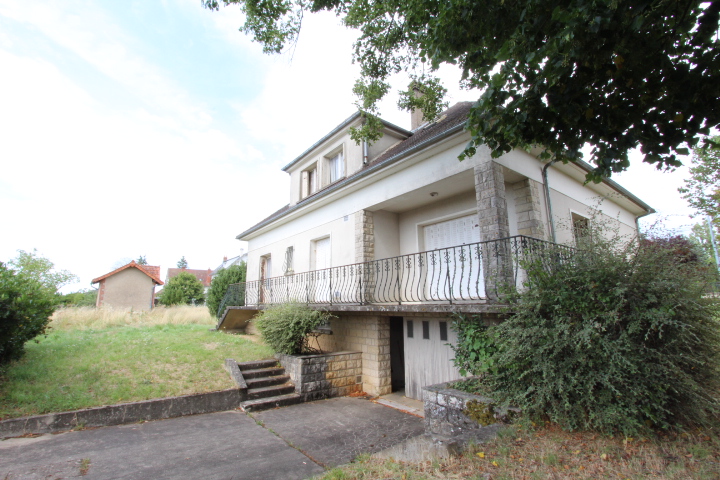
[165,268,213,291]
[92,261,163,311]
[218,102,653,400]
[212,251,248,276]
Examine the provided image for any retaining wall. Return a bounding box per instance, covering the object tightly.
[277,351,363,401]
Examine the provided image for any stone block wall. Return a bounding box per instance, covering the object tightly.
[316,314,391,396]
[277,352,363,401]
[423,382,502,437]
[512,178,545,239]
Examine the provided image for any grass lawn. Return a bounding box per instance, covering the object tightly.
[0,306,273,420]
[319,422,720,480]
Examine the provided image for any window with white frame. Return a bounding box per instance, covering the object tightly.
[571,212,590,245]
[327,151,344,183]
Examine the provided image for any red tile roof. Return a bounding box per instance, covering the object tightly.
[92,261,164,285]
[166,268,213,287]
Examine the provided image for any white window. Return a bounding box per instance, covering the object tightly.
[327,151,344,183]
[572,212,590,245]
[283,246,294,275]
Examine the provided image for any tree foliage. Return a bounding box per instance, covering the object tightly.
[679,136,720,229]
[8,249,77,293]
[0,262,57,364]
[176,256,188,269]
[59,289,98,307]
[486,229,720,435]
[159,272,205,306]
[204,0,719,181]
[207,263,247,318]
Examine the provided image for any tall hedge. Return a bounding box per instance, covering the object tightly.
[488,232,720,435]
[207,263,246,318]
[0,262,57,364]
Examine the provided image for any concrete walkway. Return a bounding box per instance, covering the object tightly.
[0,397,424,480]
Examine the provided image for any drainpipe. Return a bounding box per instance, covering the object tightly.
[362,141,369,165]
[542,160,558,243]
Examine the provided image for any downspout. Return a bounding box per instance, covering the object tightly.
[362,140,369,165]
[542,160,558,243]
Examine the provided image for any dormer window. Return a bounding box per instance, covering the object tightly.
[327,150,344,183]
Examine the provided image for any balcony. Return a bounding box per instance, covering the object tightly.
[217,236,573,329]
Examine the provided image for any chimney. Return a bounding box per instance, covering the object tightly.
[223,256,227,262]
[410,85,425,130]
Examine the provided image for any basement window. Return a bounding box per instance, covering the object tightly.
[406,320,414,338]
[422,321,430,340]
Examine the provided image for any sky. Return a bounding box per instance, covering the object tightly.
[0,0,702,294]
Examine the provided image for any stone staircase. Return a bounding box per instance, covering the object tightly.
[236,360,304,412]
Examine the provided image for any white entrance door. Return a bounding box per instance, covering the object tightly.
[313,237,331,302]
[423,214,482,300]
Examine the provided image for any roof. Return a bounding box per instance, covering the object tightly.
[92,261,164,285]
[281,111,412,172]
[166,268,213,287]
[212,254,248,275]
[237,102,653,239]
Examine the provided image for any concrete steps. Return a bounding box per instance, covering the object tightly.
[235,360,304,412]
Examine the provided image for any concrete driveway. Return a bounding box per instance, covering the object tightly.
[0,397,424,480]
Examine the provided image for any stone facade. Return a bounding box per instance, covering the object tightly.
[512,178,545,239]
[423,382,508,438]
[474,159,510,242]
[317,315,391,396]
[277,352,362,401]
[354,210,375,263]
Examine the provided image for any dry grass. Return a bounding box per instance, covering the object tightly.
[50,305,216,330]
[319,422,720,479]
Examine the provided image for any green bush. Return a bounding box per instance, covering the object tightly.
[450,312,498,377]
[160,272,205,306]
[488,230,720,435]
[0,262,57,364]
[254,303,332,355]
[207,263,246,317]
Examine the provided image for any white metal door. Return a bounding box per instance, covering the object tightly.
[423,214,482,300]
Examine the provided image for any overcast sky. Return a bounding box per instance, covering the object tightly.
[0,0,700,293]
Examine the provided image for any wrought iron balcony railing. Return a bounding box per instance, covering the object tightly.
[217,235,573,315]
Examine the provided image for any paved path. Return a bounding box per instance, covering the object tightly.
[0,397,424,480]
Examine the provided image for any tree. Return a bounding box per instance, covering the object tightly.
[59,289,98,307]
[679,136,720,231]
[8,249,77,293]
[136,256,148,265]
[160,272,205,306]
[204,0,719,181]
[0,262,57,364]
[177,256,188,269]
[206,263,247,318]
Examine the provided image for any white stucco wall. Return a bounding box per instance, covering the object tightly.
[244,131,647,282]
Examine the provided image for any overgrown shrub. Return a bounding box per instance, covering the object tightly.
[0,262,57,364]
[206,263,246,317]
[254,302,332,355]
[489,229,720,435]
[450,312,498,376]
[160,272,205,306]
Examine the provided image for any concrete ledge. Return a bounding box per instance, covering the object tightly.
[224,358,248,391]
[0,388,242,439]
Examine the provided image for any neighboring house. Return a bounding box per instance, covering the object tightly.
[92,261,163,311]
[165,268,213,293]
[218,102,654,400]
[212,251,248,276]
